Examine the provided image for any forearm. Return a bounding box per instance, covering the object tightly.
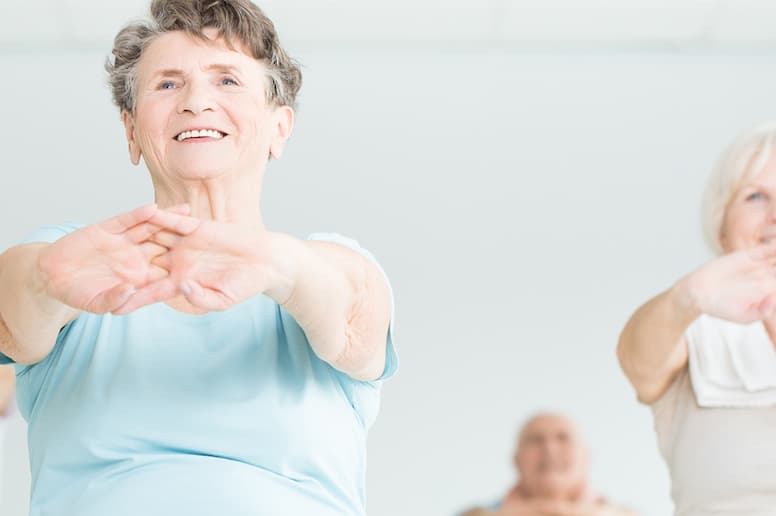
[266,234,389,380]
[617,278,698,401]
[0,245,80,364]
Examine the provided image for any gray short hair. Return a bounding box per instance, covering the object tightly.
[701,122,776,254]
[105,0,302,114]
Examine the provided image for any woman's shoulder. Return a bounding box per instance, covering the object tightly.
[18,222,85,245]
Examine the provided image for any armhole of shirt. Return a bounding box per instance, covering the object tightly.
[650,366,689,459]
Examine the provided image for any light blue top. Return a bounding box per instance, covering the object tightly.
[1,223,397,516]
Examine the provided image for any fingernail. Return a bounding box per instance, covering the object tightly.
[180,281,192,297]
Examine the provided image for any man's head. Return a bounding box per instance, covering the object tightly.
[513,413,590,500]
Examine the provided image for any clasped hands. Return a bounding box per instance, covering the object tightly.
[37,204,286,316]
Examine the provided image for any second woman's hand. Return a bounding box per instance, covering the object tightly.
[680,241,776,324]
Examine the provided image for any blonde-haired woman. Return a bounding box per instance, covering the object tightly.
[618,122,776,515]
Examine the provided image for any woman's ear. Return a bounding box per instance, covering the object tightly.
[268,105,295,160]
[121,110,142,165]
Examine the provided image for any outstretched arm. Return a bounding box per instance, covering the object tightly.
[618,243,776,403]
[119,210,393,381]
[0,204,185,364]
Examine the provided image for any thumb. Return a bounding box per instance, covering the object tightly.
[180,279,225,311]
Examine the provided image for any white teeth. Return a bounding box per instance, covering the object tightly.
[176,129,225,141]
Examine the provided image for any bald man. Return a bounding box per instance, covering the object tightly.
[462,413,635,516]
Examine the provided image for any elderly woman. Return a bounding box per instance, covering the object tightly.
[618,123,776,515]
[0,1,396,515]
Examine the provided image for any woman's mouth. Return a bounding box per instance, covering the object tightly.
[175,129,227,142]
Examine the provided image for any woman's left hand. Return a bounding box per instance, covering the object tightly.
[113,209,284,314]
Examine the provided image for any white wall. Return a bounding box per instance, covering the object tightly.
[0,408,30,516]
[2,45,776,516]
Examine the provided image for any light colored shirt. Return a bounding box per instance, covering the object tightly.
[652,315,776,516]
[1,224,397,516]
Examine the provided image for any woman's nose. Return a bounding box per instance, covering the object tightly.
[177,80,215,115]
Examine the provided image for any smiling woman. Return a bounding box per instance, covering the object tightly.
[118,25,295,189]
[618,123,776,515]
[0,1,396,516]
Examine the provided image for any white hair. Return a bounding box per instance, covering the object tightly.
[701,122,776,254]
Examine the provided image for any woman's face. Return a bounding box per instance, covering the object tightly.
[721,155,776,253]
[122,28,292,183]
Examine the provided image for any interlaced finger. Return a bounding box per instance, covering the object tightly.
[150,230,183,249]
[99,204,157,234]
[124,222,165,245]
[148,210,201,236]
[139,241,169,261]
[147,264,170,283]
[151,252,173,271]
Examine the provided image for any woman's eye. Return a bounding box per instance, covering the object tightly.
[159,81,177,90]
[746,192,765,202]
[221,77,238,86]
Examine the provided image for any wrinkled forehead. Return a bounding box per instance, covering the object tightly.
[137,29,263,82]
[518,414,580,445]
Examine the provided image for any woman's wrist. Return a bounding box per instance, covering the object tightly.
[262,232,303,306]
[669,274,703,325]
[30,245,80,324]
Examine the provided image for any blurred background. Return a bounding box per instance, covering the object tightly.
[3,1,776,515]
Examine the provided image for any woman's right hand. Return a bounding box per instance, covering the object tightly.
[37,204,185,314]
[681,242,776,324]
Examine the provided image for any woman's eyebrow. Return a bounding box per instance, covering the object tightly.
[151,65,241,79]
[151,69,186,79]
[204,63,242,75]
[742,182,772,191]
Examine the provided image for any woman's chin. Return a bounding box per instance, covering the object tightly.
[169,165,233,181]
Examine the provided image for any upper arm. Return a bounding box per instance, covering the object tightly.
[618,332,688,405]
[616,285,696,405]
[308,240,392,381]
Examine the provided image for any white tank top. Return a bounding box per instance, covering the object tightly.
[652,317,776,515]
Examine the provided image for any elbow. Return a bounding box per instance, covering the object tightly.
[615,323,634,375]
[0,312,50,366]
[615,324,658,404]
[331,324,387,381]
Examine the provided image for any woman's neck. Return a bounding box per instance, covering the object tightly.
[152,171,264,225]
